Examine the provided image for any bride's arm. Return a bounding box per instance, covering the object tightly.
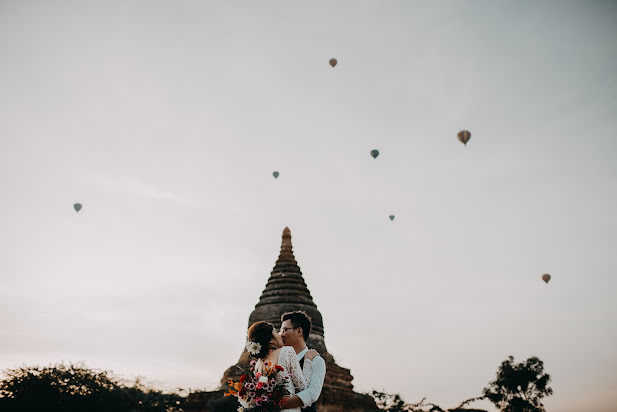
[300,349,319,381]
[283,347,310,391]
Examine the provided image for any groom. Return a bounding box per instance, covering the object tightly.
[278,311,326,411]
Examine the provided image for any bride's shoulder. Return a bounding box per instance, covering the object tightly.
[279,346,298,362]
[279,346,294,356]
[269,348,282,361]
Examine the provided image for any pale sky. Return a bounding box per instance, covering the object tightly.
[1,1,616,411]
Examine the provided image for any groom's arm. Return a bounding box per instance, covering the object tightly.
[291,356,326,408]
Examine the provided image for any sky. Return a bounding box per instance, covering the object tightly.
[1,1,616,411]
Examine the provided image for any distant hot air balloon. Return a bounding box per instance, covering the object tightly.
[542,273,551,284]
[74,203,82,213]
[389,215,395,221]
[371,149,379,159]
[273,171,279,179]
[458,130,471,146]
[329,58,337,67]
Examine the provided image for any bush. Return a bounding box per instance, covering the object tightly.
[0,362,185,412]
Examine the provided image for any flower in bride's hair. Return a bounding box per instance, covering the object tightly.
[245,340,262,355]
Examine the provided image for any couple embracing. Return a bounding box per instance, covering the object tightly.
[246,311,326,411]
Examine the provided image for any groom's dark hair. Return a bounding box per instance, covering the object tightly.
[281,311,311,341]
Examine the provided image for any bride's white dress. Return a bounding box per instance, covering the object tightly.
[255,346,313,412]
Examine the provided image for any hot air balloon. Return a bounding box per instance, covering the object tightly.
[371,149,379,159]
[74,203,82,213]
[389,215,395,221]
[542,274,551,284]
[458,130,471,146]
[329,58,337,67]
[273,171,279,179]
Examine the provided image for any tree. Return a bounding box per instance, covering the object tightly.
[482,356,553,412]
[369,391,450,412]
[0,362,185,412]
[370,390,413,411]
[369,391,487,412]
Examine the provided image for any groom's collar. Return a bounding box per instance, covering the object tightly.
[297,346,308,360]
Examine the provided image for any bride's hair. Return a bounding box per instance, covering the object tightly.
[247,321,275,359]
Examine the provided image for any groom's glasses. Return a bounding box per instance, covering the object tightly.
[279,327,297,333]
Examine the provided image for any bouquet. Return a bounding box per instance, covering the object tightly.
[225,359,291,411]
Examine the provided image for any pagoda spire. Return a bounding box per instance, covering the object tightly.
[276,227,297,264]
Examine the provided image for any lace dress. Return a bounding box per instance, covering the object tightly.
[256,346,313,412]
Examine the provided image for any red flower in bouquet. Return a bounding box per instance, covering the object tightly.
[224,360,291,411]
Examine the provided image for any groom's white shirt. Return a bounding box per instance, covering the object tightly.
[296,347,326,408]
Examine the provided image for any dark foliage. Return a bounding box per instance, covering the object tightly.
[369,391,486,412]
[482,356,553,412]
[207,394,238,412]
[369,391,451,412]
[0,362,185,412]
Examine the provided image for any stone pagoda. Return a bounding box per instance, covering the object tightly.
[220,227,376,412]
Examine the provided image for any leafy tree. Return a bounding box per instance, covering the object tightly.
[370,390,412,411]
[0,362,185,412]
[482,356,553,412]
[369,391,448,412]
[370,391,486,412]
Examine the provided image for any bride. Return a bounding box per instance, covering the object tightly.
[246,321,319,411]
